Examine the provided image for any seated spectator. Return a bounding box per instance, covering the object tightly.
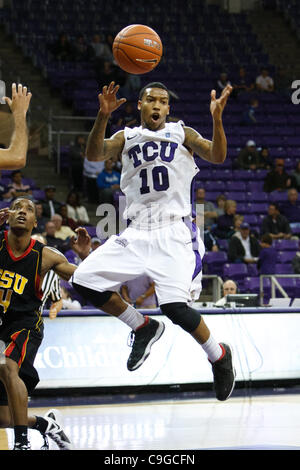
[256,67,274,93]
[242,98,259,126]
[214,199,237,239]
[215,194,227,217]
[120,276,157,309]
[72,34,94,62]
[49,32,74,61]
[263,159,293,193]
[91,237,102,251]
[66,190,90,225]
[232,66,255,98]
[292,249,300,274]
[291,161,300,191]
[204,229,219,252]
[116,102,139,128]
[83,158,105,204]
[257,233,277,274]
[237,140,260,170]
[258,147,272,170]
[41,185,62,218]
[69,135,86,192]
[279,188,300,228]
[97,158,121,204]
[214,279,238,306]
[261,203,292,239]
[232,214,244,235]
[4,170,32,200]
[44,220,70,253]
[228,222,260,264]
[90,33,113,63]
[59,204,78,231]
[216,72,231,93]
[51,213,76,241]
[32,202,48,234]
[195,187,218,230]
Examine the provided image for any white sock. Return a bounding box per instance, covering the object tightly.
[118,304,146,331]
[201,335,224,363]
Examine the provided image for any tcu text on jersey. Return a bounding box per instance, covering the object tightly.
[128,141,178,167]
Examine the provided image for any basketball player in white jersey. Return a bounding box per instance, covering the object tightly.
[72,81,235,401]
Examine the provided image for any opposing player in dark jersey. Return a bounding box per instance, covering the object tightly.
[0,197,91,450]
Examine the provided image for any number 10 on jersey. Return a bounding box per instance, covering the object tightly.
[139,165,170,194]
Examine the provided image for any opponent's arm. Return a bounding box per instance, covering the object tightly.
[41,227,91,281]
[86,81,126,161]
[184,84,232,164]
[0,83,32,169]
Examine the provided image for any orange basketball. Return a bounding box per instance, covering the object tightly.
[113,24,163,75]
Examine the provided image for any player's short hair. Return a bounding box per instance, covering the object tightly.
[138,82,170,101]
[10,196,37,216]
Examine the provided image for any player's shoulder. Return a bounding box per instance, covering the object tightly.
[42,245,67,261]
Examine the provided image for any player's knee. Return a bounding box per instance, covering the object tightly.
[160,302,201,333]
[72,282,113,308]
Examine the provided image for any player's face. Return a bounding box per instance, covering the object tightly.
[138,88,170,131]
[8,198,37,232]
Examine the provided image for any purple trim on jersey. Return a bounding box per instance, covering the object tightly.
[190,156,200,219]
[182,217,202,280]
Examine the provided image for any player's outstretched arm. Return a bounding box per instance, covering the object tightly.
[0,83,32,169]
[42,228,91,281]
[86,81,126,161]
[184,84,232,164]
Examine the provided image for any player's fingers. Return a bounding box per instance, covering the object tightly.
[108,81,115,93]
[117,98,127,106]
[102,85,108,95]
[17,83,23,95]
[211,89,216,100]
[3,97,11,107]
[11,83,17,97]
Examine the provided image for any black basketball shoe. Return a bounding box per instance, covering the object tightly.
[127,316,165,371]
[211,343,236,401]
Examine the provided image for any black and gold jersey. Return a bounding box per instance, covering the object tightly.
[0,231,45,331]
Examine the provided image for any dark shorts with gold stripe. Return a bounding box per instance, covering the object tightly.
[0,322,43,406]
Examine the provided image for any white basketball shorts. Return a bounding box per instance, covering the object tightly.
[72,219,205,305]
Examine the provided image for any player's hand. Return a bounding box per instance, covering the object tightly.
[0,208,14,226]
[4,83,32,118]
[70,227,91,260]
[98,81,127,116]
[210,84,232,120]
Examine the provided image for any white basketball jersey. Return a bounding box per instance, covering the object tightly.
[120,121,200,229]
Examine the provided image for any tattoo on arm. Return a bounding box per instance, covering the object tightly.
[184,127,212,161]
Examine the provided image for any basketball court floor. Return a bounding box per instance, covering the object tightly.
[1,388,300,451]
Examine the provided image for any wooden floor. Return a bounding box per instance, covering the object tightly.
[2,392,300,451]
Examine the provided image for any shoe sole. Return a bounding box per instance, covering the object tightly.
[128,321,165,371]
[217,343,236,401]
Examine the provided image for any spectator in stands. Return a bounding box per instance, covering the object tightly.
[215,194,227,217]
[255,67,274,92]
[291,161,300,191]
[258,146,272,170]
[91,237,101,251]
[237,140,260,170]
[232,214,244,235]
[72,34,94,62]
[59,204,78,231]
[261,203,292,240]
[214,199,237,239]
[90,33,113,63]
[214,280,238,306]
[60,285,82,310]
[83,158,104,204]
[97,158,121,204]
[216,72,231,94]
[195,187,218,229]
[4,170,32,200]
[69,135,86,192]
[232,66,255,98]
[120,276,157,309]
[66,190,90,225]
[41,185,62,218]
[204,229,219,252]
[49,32,74,61]
[263,158,293,192]
[228,222,260,264]
[115,102,139,128]
[44,220,69,253]
[242,98,259,126]
[257,233,277,274]
[32,202,48,234]
[279,188,300,229]
[51,213,76,241]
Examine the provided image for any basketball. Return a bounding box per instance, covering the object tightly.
[113,24,163,75]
